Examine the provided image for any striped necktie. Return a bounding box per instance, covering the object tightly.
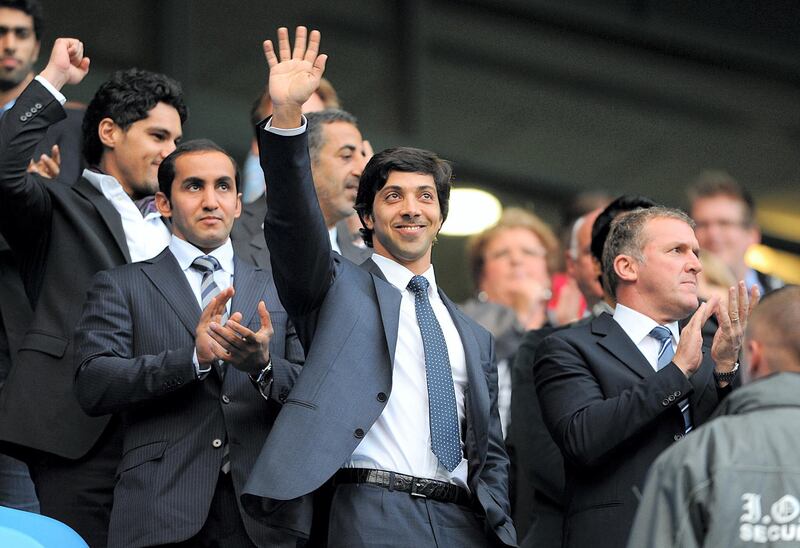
[191,255,231,473]
[649,326,692,434]
[407,275,462,472]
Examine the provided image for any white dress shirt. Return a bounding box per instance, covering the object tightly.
[612,303,679,371]
[346,254,470,488]
[82,169,170,262]
[169,236,234,375]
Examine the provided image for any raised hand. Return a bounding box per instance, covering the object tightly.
[710,281,760,371]
[262,26,327,127]
[195,287,235,367]
[38,38,90,90]
[672,298,718,377]
[27,144,61,179]
[208,301,274,375]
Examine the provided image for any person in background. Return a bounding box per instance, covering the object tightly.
[688,170,784,295]
[461,207,560,436]
[628,286,799,548]
[698,249,737,304]
[507,206,603,548]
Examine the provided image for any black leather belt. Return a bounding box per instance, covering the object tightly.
[334,468,472,507]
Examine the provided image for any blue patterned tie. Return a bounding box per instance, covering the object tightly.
[407,275,462,472]
[649,326,692,434]
[191,256,231,473]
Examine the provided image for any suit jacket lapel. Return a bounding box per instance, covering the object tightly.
[231,256,263,329]
[440,291,490,467]
[142,249,200,336]
[361,259,402,364]
[73,177,132,263]
[593,313,654,379]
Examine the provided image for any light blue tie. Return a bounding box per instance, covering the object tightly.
[649,326,692,434]
[407,275,462,472]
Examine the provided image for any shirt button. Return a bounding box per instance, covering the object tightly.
[376,392,387,403]
[221,394,231,404]
[212,438,223,448]
[354,428,365,439]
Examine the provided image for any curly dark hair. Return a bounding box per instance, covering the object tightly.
[81,68,188,166]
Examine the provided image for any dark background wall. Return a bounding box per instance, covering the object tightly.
[39,0,800,300]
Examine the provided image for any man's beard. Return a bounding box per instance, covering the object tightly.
[0,68,30,91]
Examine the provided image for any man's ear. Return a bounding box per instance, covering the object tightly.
[361,212,374,230]
[745,339,765,381]
[614,254,638,283]
[234,193,242,219]
[155,192,172,218]
[98,118,119,149]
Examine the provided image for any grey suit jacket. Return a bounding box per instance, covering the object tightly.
[242,128,516,546]
[0,80,128,458]
[534,312,728,548]
[73,247,306,547]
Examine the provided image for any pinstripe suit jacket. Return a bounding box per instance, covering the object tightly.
[73,247,306,548]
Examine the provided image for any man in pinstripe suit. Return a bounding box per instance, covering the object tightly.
[73,140,306,547]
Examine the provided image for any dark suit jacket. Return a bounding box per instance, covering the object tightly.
[534,312,727,548]
[241,128,516,546]
[73,248,305,547]
[0,79,133,458]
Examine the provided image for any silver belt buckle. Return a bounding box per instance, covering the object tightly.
[410,479,427,498]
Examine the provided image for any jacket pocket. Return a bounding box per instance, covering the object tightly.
[19,331,68,358]
[117,440,168,475]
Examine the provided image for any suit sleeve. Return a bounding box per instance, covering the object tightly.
[534,334,694,468]
[73,270,197,416]
[259,127,337,327]
[0,79,66,251]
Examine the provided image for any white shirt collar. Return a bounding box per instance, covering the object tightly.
[329,226,341,254]
[169,236,234,275]
[82,169,162,221]
[370,253,438,297]
[613,303,679,345]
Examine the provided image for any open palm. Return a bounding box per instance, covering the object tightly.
[263,27,327,109]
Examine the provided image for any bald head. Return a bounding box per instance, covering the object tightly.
[743,286,800,382]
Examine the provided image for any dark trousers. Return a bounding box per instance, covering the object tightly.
[156,471,258,548]
[27,419,122,548]
[326,483,497,548]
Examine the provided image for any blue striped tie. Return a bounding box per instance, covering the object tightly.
[191,255,231,473]
[649,326,692,434]
[407,275,462,472]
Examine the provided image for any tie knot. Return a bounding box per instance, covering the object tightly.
[191,255,221,274]
[649,325,672,344]
[407,275,430,296]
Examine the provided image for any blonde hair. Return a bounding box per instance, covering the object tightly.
[466,207,559,290]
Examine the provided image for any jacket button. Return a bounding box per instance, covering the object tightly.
[212,438,223,448]
[674,391,681,397]
[668,395,676,402]
[354,428,365,439]
[19,115,26,122]
[661,399,669,406]
[221,394,231,404]
[673,434,683,441]
[34,103,42,109]
[376,392,387,402]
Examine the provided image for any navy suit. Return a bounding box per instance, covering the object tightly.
[242,127,516,546]
[534,312,727,548]
[74,247,306,547]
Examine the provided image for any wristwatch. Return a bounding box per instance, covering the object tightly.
[248,358,273,399]
[713,361,739,384]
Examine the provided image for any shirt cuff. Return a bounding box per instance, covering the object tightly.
[34,75,67,106]
[263,115,307,136]
[193,347,212,380]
